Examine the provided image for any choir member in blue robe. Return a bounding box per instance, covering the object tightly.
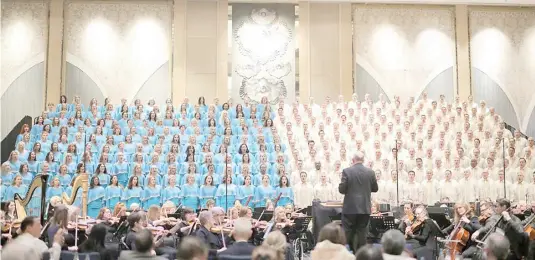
[201,165,221,186]
[87,176,105,218]
[7,151,21,173]
[161,175,181,207]
[180,174,200,210]
[105,175,122,209]
[18,163,34,186]
[254,175,275,208]
[1,164,14,187]
[46,177,64,203]
[238,175,255,207]
[128,163,145,186]
[5,175,28,202]
[94,163,111,188]
[215,175,238,212]
[55,165,72,188]
[199,175,216,208]
[141,175,161,209]
[123,176,143,209]
[44,152,58,175]
[275,176,294,207]
[27,153,39,175]
[113,153,129,187]
[143,167,162,187]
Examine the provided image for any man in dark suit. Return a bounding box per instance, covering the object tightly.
[338,151,378,253]
[218,218,255,259]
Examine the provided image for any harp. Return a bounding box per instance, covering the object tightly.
[14,174,49,224]
[62,173,89,218]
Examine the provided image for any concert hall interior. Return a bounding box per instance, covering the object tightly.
[1,0,535,259]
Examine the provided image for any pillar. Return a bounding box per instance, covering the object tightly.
[455,5,472,100]
[45,0,65,107]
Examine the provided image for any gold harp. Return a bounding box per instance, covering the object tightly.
[62,173,89,219]
[14,174,49,223]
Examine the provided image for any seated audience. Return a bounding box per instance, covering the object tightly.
[311,223,355,260]
[484,233,511,260]
[355,245,384,260]
[176,237,209,260]
[252,245,283,260]
[78,223,113,260]
[380,230,414,260]
[118,228,165,260]
[1,216,64,260]
[262,231,294,260]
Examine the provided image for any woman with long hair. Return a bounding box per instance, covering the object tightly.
[162,175,181,207]
[105,175,122,209]
[122,176,142,209]
[199,175,216,208]
[87,176,105,218]
[78,223,112,260]
[141,175,161,209]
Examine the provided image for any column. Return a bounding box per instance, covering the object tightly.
[455,5,472,100]
[216,0,228,101]
[298,1,311,104]
[339,3,353,101]
[172,0,187,106]
[45,0,64,106]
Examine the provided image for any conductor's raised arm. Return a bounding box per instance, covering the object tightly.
[338,169,348,194]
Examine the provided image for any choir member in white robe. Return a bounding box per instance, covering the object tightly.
[420,170,440,205]
[459,169,478,202]
[510,173,530,203]
[439,170,460,202]
[371,170,388,203]
[477,171,494,201]
[465,159,483,180]
[412,158,426,183]
[293,171,315,208]
[493,171,512,200]
[313,173,334,201]
[401,171,422,204]
[385,170,404,205]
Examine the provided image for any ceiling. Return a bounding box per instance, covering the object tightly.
[229,0,535,6]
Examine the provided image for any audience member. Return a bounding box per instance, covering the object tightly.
[176,237,209,260]
[355,245,384,260]
[78,223,113,260]
[311,223,355,260]
[262,230,294,260]
[252,245,283,260]
[218,218,255,258]
[484,233,510,260]
[380,230,414,260]
[118,229,164,260]
[1,216,64,260]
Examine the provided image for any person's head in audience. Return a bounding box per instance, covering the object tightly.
[355,245,384,260]
[134,229,154,253]
[484,233,510,260]
[262,231,287,260]
[176,237,208,260]
[232,218,253,242]
[199,210,214,229]
[21,216,43,238]
[317,223,346,245]
[381,230,405,255]
[83,223,107,249]
[252,246,282,260]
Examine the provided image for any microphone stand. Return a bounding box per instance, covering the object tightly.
[502,136,506,199]
[394,140,399,208]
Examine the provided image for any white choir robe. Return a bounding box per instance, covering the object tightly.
[385,180,403,205]
[458,178,478,202]
[477,179,494,201]
[510,182,530,202]
[372,179,388,203]
[401,182,422,204]
[439,180,460,202]
[314,183,334,201]
[492,181,512,200]
[420,179,440,205]
[412,167,426,183]
[293,182,315,208]
[529,183,535,201]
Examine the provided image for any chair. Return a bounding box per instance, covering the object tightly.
[59,251,101,260]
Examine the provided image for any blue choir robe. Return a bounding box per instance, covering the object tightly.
[55,174,72,188]
[27,161,39,175]
[253,174,272,187]
[64,186,83,208]
[199,185,216,208]
[201,174,222,186]
[1,173,15,187]
[28,187,42,217]
[113,162,129,187]
[105,185,122,209]
[163,175,181,188]
[143,175,162,187]
[4,185,28,201]
[95,174,111,188]
[215,184,238,212]
[237,185,255,207]
[275,187,294,207]
[161,186,181,206]
[180,184,200,210]
[254,185,275,208]
[123,187,142,209]
[46,187,64,202]
[141,186,162,209]
[88,186,105,218]
[20,173,35,186]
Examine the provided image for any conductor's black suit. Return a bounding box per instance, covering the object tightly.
[338,162,378,253]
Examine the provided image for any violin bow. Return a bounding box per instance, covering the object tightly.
[273,193,282,207]
[244,195,253,208]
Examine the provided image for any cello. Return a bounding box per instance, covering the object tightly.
[523,212,535,240]
[444,210,471,259]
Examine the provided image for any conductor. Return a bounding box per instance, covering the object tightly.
[338,152,378,253]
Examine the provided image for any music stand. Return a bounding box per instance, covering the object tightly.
[428,209,451,230]
[253,211,273,222]
[378,204,391,213]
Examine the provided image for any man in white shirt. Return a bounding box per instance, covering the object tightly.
[1,216,64,260]
[439,170,459,202]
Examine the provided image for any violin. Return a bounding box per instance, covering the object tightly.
[210,226,233,235]
[405,219,424,239]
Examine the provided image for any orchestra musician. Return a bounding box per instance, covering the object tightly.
[398,202,415,232]
[272,207,293,231]
[195,210,227,258]
[470,199,527,260]
[441,202,481,258]
[124,212,149,250]
[404,205,434,259]
[47,205,70,247]
[523,201,535,260]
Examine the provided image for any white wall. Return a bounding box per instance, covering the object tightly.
[64,2,172,105]
[353,5,456,102]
